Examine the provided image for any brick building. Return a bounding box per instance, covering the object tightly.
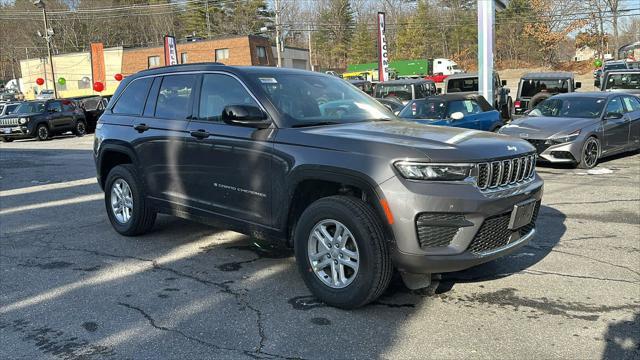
[121,35,275,75]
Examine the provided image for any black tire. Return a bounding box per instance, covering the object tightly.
[490,125,502,132]
[577,136,600,169]
[528,92,551,110]
[501,97,513,120]
[36,124,50,141]
[294,195,393,309]
[74,120,87,137]
[104,164,157,236]
[1,137,13,143]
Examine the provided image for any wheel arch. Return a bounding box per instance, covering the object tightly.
[282,166,394,247]
[97,142,139,190]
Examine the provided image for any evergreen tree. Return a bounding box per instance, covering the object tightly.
[349,21,376,64]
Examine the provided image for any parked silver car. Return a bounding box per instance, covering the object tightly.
[499,92,640,168]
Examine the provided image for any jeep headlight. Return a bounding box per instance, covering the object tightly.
[546,129,580,145]
[18,117,28,125]
[394,161,474,181]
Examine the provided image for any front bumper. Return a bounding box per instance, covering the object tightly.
[379,173,544,274]
[0,125,32,139]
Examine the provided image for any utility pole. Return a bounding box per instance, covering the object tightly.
[308,24,314,71]
[274,0,282,67]
[477,0,494,106]
[34,0,57,98]
[205,0,211,38]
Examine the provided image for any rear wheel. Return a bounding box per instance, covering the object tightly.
[104,164,157,236]
[577,136,600,169]
[36,124,49,141]
[1,137,13,143]
[74,120,87,137]
[294,196,393,309]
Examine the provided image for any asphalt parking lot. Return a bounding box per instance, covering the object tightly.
[1,135,639,360]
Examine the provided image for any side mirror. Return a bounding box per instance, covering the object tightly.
[575,81,582,89]
[222,105,270,128]
[436,88,442,94]
[604,112,623,120]
[501,80,507,86]
[450,112,464,120]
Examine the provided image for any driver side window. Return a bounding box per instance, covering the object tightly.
[605,97,624,115]
[198,74,259,122]
[46,101,62,113]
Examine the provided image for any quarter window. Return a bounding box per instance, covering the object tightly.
[155,75,196,119]
[215,48,229,62]
[112,77,153,115]
[198,74,260,122]
[148,56,160,68]
[622,96,640,112]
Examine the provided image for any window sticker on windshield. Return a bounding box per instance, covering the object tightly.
[259,78,278,84]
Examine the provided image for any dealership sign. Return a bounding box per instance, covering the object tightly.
[377,12,389,82]
[164,35,178,66]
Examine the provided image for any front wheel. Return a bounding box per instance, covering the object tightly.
[294,196,393,309]
[36,124,49,141]
[1,137,13,143]
[577,136,600,169]
[104,164,157,236]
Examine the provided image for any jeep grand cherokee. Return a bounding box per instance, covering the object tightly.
[94,64,543,309]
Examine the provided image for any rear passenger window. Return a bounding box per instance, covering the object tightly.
[155,75,196,119]
[47,101,62,112]
[113,78,152,115]
[62,100,75,112]
[198,74,260,122]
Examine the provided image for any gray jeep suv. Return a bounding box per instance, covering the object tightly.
[94,64,543,308]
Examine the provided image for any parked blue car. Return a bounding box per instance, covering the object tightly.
[398,94,503,132]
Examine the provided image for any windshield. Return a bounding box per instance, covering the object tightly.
[604,73,640,90]
[15,102,45,114]
[604,63,628,71]
[256,74,393,126]
[447,78,477,92]
[529,97,606,118]
[520,78,569,97]
[398,99,447,119]
[373,84,413,102]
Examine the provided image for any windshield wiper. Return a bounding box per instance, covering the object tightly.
[292,121,341,128]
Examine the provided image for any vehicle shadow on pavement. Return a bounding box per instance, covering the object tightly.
[434,205,566,294]
[601,312,640,360]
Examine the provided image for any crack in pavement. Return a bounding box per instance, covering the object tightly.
[521,269,640,285]
[117,302,302,360]
[43,244,294,359]
[549,249,640,278]
[545,199,640,206]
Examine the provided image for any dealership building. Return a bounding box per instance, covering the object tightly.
[19,35,310,99]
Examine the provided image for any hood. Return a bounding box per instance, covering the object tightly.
[500,116,598,139]
[0,112,40,119]
[276,120,534,162]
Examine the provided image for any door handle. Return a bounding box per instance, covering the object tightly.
[190,130,210,139]
[133,123,150,133]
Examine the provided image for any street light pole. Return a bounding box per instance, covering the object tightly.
[34,0,57,98]
[274,0,282,67]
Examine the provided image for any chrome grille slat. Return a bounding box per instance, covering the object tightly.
[477,154,536,193]
[0,118,20,126]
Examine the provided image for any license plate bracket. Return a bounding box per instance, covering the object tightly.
[508,199,536,230]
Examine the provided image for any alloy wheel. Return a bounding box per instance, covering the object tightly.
[583,138,599,168]
[110,178,133,223]
[307,219,359,289]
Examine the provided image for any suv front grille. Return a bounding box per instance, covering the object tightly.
[416,213,466,249]
[476,154,536,191]
[0,118,19,126]
[467,201,540,254]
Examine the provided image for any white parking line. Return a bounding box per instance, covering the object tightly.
[0,177,97,197]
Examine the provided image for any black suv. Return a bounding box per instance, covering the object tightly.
[95,64,543,308]
[0,99,87,142]
[512,72,581,117]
